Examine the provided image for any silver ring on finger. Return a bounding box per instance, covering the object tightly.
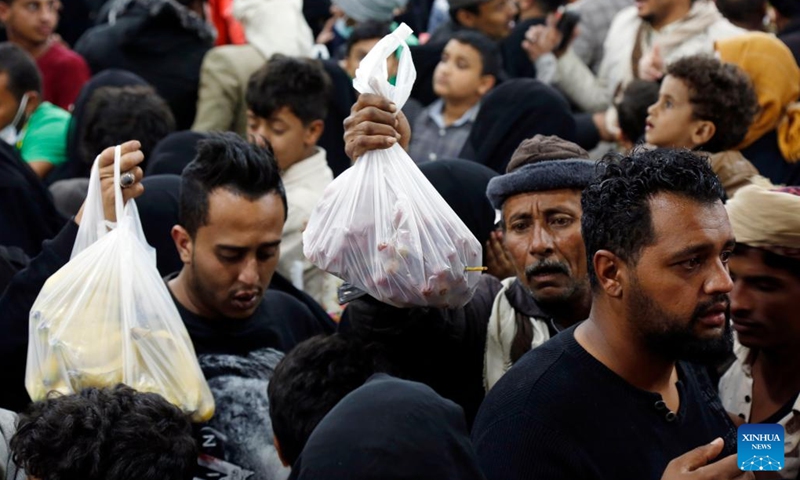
[120,171,135,189]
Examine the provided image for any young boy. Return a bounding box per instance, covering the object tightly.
[245,55,340,314]
[408,30,500,163]
[644,54,760,196]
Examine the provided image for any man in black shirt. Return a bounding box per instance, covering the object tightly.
[0,135,328,480]
[472,148,750,480]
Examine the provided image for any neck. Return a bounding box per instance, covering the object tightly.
[8,33,51,58]
[442,98,478,127]
[541,287,592,329]
[576,302,676,392]
[753,347,800,395]
[168,268,215,319]
[650,2,692,30]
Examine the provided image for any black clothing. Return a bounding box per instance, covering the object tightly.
[48,69,150,184]
[0,246,29,296]
[472,325,738,480]
[501,18,544,79]
[741,129,800,186]
[137,174,182,276]
[459,78,578,173]
[779,19,800,66]
[145,131,207,177]
[340,274,503,427]
[289,373,486,480]
[0,141,66,256]
[75,0,213,130]
[319,60,357,178]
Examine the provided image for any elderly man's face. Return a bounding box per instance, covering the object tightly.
[502,188,589,307]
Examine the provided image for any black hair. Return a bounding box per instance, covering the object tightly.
[80,85,176,167]
[179,132,287,237]
[771,0,799,18]
[345,21,391,57]
[246,55,332,125]
[450,3,481,25]
[733,243,800,279]
[268,334,386,466]
[0,42,41,99]
[666,54,760,153]
[581,148,725,289]
[10,385,197,480]
[450,30,502,77]
[716,0,767,28]
[616,80,660,145]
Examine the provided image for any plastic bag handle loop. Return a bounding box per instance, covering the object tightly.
[352,22,416,109]
[112,145,124,225]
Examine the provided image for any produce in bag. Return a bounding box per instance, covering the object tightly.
[303,24,483,309]
[25,146,215,422]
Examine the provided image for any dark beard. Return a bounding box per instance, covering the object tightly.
[524,259,587,307]
[628,282,733,365]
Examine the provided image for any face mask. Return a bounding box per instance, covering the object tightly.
[0,93,30,146]
[334,17,353,39]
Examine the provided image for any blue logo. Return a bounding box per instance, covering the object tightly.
[738,424,785,471]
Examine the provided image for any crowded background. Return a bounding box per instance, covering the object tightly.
[0,0,799,478]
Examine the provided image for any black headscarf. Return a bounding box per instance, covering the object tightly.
[145,131,207,177]
[289,373,486,480]
[47,69,150,184]
[459,78,577,174]
[418,159,497,254]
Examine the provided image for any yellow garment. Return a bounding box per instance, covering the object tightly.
[716,32,800,162]
[725,176,800,250]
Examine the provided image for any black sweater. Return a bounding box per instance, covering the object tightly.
[471,325,738,480]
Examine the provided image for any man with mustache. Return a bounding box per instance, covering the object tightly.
[472,148,747,480]
[341,98,598,423]
[483,134,594,389]
[719,180,800,478]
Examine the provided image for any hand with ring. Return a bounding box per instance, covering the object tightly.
[75,140,145,225]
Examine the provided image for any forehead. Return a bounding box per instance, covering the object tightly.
[443,40,482,61]
[646,192,731,254]
[198,188,284,242]
[660,75,691,99]
[502,189,582,216]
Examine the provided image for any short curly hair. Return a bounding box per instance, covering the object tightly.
[10,385,197,480]
[665,54,759,153]
[581,148,725,289]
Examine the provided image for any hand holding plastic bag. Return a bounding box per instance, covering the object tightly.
[303,24,483,309]
[25,146,215,422]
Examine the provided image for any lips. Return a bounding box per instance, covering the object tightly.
[731,318,764,333]
[645,119,654,131]
[697,303,727,328]
[231,291,260,311]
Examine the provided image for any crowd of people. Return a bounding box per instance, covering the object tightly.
[0,0,799,479]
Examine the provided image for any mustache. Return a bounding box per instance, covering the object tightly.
[525,260,570,278]
[692,294,731,320]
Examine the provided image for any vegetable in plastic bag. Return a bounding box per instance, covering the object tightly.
[303,24,483,309]
[25,146,215,422]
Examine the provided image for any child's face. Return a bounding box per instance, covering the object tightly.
[433,40,494,103]
[247,107,322,171]
[645,75,706,149]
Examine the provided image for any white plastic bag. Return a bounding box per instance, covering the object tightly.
[303,24,483,309]
[25,147,215,422]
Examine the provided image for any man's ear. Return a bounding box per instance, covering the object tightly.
[477,74,496,97]
[690,120,716,148]
[304,119,325,147]
[593,250,625,298]
[455,8,478,28]
[274,435,290,467]
[171,225,194,264]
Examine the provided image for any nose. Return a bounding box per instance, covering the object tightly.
[704,258,734,296]
[730,279,752,319]
[528,222,555,258]
[647,102,656,116]
[237,257,260,286]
